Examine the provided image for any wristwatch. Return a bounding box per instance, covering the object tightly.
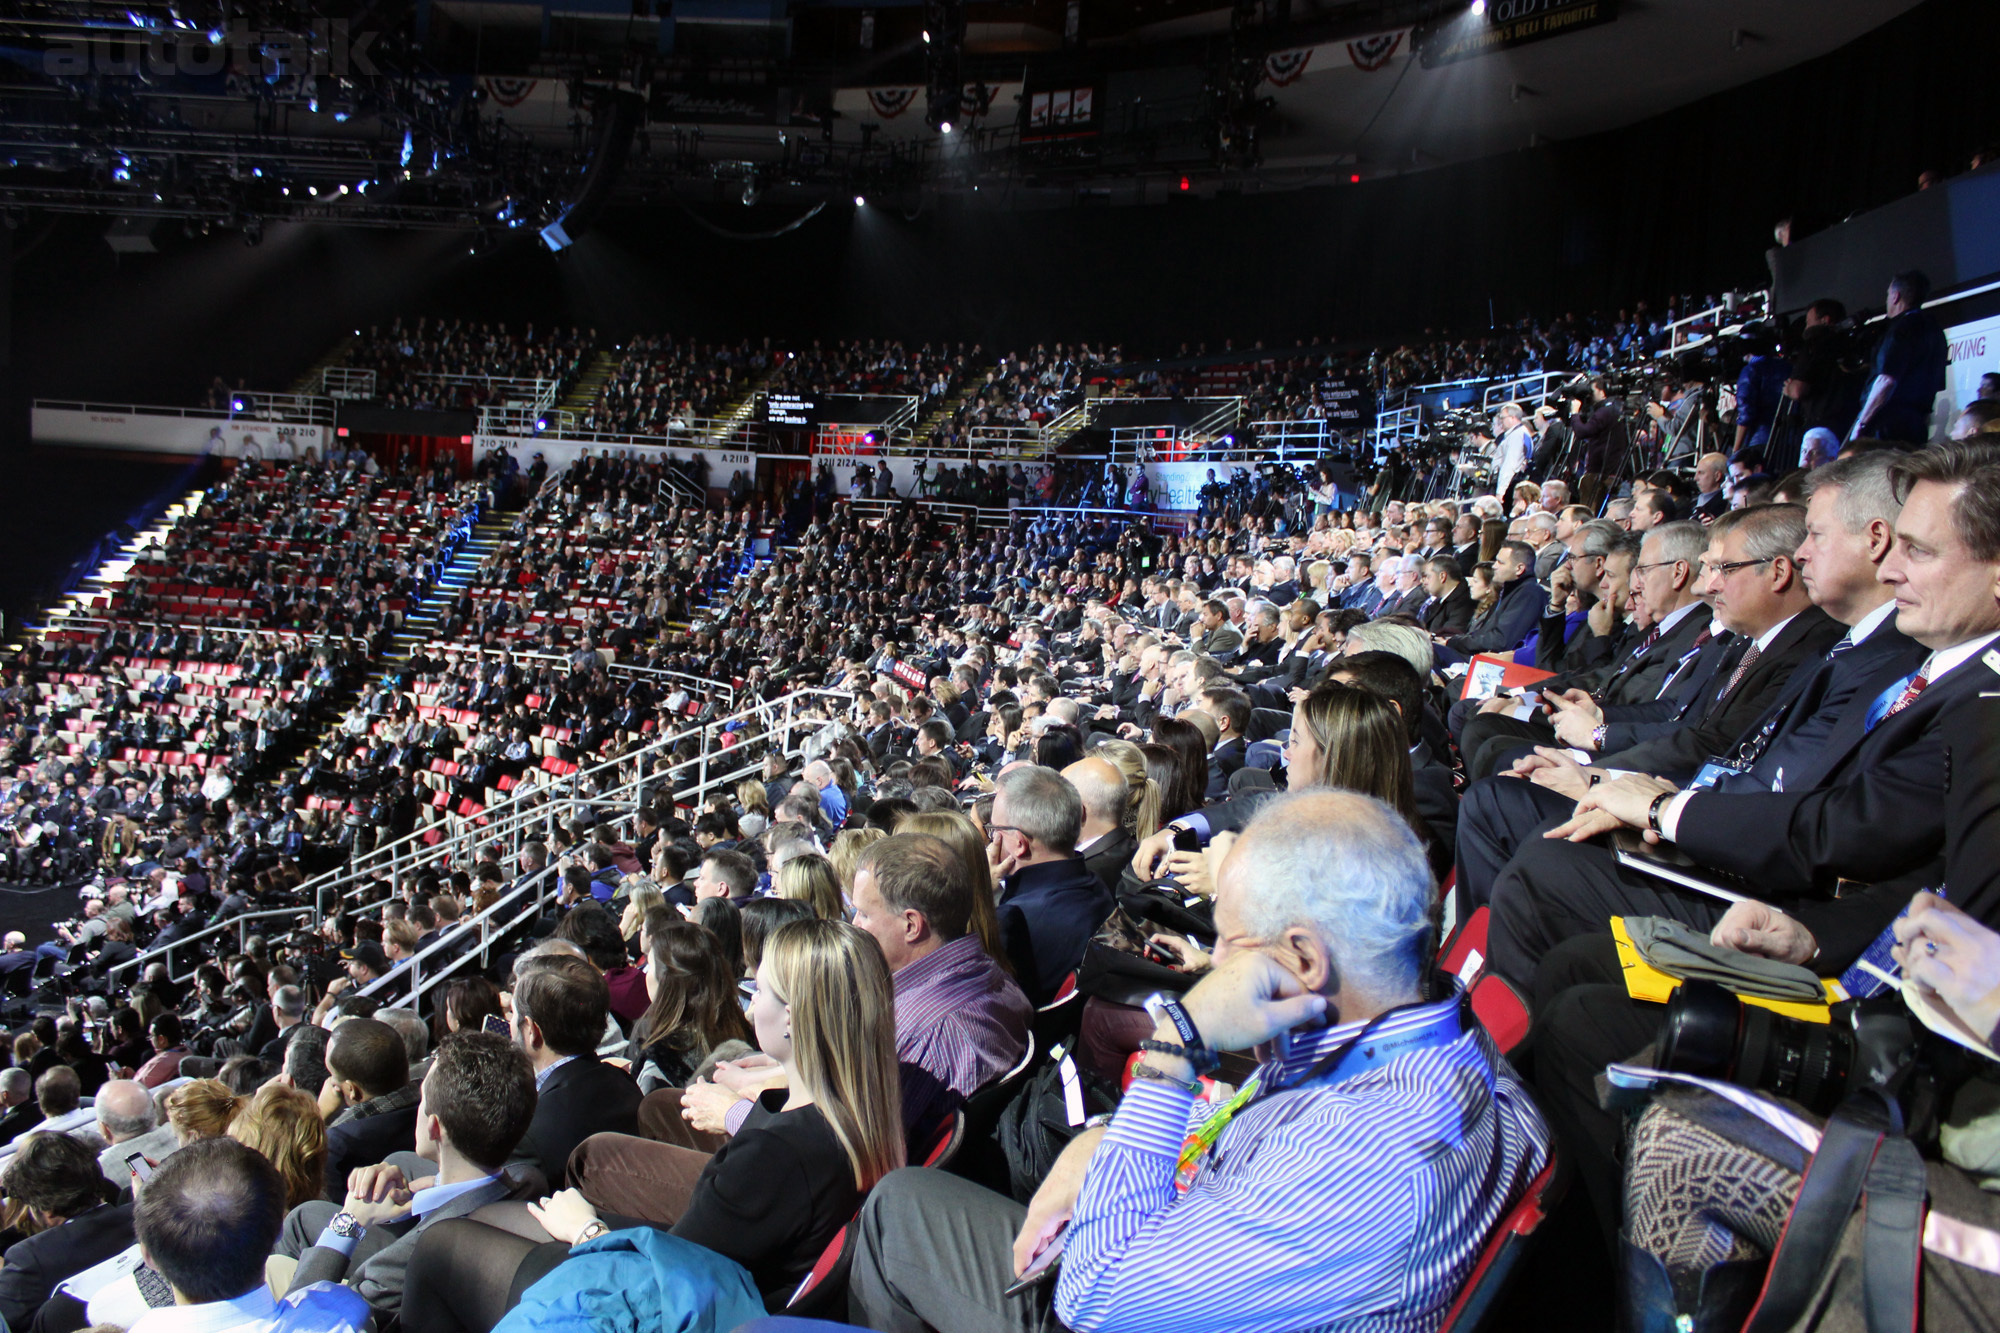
[327,1212,366,1242]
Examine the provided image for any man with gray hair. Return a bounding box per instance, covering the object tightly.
[94,1078,175,1186]
[1493,401,1533,501]
[989,766,1111,1006]
[847,790,1550,1333]
[260,984,309,1065]
[0,1069,36,1147]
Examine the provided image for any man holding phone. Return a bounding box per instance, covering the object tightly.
[847,791,1550,1333]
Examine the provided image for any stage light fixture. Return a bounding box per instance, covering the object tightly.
[940,121,953,134]
[1469,0,1486,13]
[922,29,931,41]
[854,195,866,206]
[205,26,224,43]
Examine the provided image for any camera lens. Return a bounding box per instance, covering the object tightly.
[1657,979,1855,1116]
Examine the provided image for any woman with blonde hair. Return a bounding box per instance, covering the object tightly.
[164,1079,243,1146]
[735,777,772,821]
[895,810,1010,972]
[827,826,886,898]
[523,918,906,1307]
[1087,737,1161,840]
[229,1082,328,1210]
[618,881,665,949]
[777,851,846,921]
[1286,683,1444,877]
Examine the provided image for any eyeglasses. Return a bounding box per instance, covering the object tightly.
[1630,560,1681,575]
[1705,557,1774,577]
[985,823,1026,841]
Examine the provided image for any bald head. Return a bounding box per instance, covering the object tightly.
[0,1068,28,1106]
[3,933,24,953]
[96,1079,157,1143]
[1062,757,1128,842]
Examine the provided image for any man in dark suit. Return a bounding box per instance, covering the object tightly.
[1064,757,1140,897]
[0,934,36,988]
[507,953,642,1187]
[1455,520,1714,777]
[279,1032,540,1321]
[1196,689,1251,801]
[991,768,1114,1007]
[0,1071,38,1148]
[1482,442,2000,992]
[1417,556,1475,638]
[1455,465,1918,905]
[322,1018,422,1197]
[1441,540,1543,662]
[0,1132,133,1330]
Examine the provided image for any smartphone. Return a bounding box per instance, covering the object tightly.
[125,1151,154,1184]
[483,1013,510,1036]
[1143,939,1179,966]
[1002,1225,1066,1298]
[1171,826,1204,854]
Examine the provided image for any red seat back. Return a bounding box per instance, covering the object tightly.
[1439,1152,1564,1333]
[1438,904,1490,988]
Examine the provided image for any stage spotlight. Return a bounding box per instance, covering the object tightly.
[922,29,931,41]
[854,195,866,206]
[1469,0,1486,12]
[231,398,246,412]
[940,121,953,134]
[205,26,223,43]
[534,418,549,433]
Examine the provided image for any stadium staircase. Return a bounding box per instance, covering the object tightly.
[702,362,781,445]
[904,383,971,451]
[556,350,619,419]
[287,335,358,397]
[386,514,511,659]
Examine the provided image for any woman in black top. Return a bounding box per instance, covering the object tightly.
[625,921,752,1093]
[400,919,906,1329]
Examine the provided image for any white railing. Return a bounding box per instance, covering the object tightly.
[406,641,738,710]
[301,686,854,914]
[1045,402,1088,441]
[845,497,1012,531]
[357,865,561,1011]
[1482,372,1568,412]
[964,424,1046,457]
[36,397,335,427]
[1250,417,1331,461]
[320,367,379,400]
[1665,291,1770,350]
[107,905,318,987]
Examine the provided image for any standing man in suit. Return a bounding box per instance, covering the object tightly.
[1064,758,1139,897]
[1483,442,2000,992]
[507,953,642,1186]
[0,1132,135,1330]
[277,1032,539,1321]
[321,1019,422,1197]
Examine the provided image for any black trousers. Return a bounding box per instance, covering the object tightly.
[1454,775,1576,910]
[1459,710,1561,781]
[1528,934,1673,1254]
[1488,835,1731,993]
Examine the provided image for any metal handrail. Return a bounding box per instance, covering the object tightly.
[35,397,335,427]
[1482,372,1568,411]
[302,686,853,911]
[106,904,317,986]
[404,642,738,709]
[357,865,560,1010]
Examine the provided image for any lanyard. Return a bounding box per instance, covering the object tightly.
[1171,995,1473,1192]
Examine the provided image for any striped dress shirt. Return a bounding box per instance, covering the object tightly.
[891,933,1032,1098]
[1056,996,1550,1333]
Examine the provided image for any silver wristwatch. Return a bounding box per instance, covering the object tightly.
[327,1212,366,1242]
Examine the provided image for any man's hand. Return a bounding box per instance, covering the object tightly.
[526,1189,601,1246]
[681,1078,748,1133]
[1543,773,1677,843]
[1130,827,1177,881]
[1477,694,1521,716]
[711,1055,786,1099]
[1523,749,1595,801]
[1179,948,1331,1055]
[1711,900,1817,966]
[1550,705,1602,752]
[1893,892,2000,1038]
[341,1162,418,1227]
[1010,1126,1108,1276]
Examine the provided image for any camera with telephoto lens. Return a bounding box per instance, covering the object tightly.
[1656,979,1921,1116]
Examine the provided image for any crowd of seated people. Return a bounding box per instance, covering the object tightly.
[577,336,766,435]
[767,340,971,415]
[346,318,595,412]
[0,272,1985,1329]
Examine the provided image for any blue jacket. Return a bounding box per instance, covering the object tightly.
[492,1227,766,1333]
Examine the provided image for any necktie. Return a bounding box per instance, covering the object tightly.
[1632,624,1662,655]
[1653,628,1716,700]
[1720,641,1763,700]
[1864,658,1933,731]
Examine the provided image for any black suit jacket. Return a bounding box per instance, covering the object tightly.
[1673,645,1995,966]
[1204,739,1246,800]
[1566,607,1715,707]
[509,1056,642,1187]
[1080,827,1139,898]
[1421,584,1474,637]
[1603,608,1846,780]
[324,1101,419,1197]
[0,1203,133,1332]
[997,857,1115,1006]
